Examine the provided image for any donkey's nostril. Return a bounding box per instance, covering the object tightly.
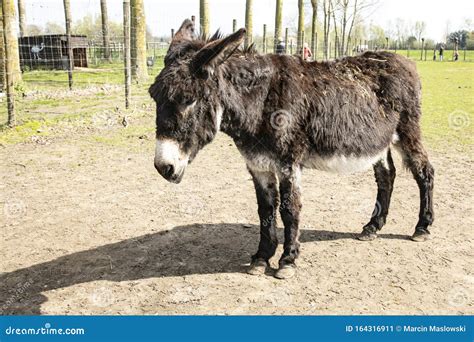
[163,164,174,179]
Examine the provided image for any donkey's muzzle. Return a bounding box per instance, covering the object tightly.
[155,162,184,184]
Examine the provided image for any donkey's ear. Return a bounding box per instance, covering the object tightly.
[190,28,246,79]
[165,19,196,65]
[172,19,196,43]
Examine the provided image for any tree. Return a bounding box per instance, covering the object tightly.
[131,0,148,82]
[26,24,42,35]
[0,2,5,92]
[310,0,318,57]
[296,0,304,53]
[245,0,253,49]
[100,0,111,62]
[44,21,64,34]
[322,0,331,58]
[368,23,386,47]
[448,30,469,49]
[274,0,283,52]
[414,21,426,43]
[2,0,22,126]
[1,0,21,84]
[17,0,26,37]
[74,15,130,43]
[199,0,209,37]
[63,0,73,89]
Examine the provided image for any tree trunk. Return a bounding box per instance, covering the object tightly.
[17,0,26,37]
[63,0,73,89]
[244,0,253,49]
[296,0,304,53]
[323,0,331,59]
[310,0,317,58]
[331,1,338,58]
[100,0,111,62]
[2,0,21,84]
[0,2,5,92]
[131,0,148,82]
[199,0,209,37]
[274,0,283,53]
[345,0,357,55]
[341,0,348,56]
[2,0,22,125]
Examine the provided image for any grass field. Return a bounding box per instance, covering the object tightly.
[0,56,472,150]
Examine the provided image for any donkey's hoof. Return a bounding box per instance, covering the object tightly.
[357,230,377,241]
[411,230,431,242]
[274,264,296,279]
[247,259,268,275]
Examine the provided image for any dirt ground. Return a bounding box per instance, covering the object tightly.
[0,112,473,315]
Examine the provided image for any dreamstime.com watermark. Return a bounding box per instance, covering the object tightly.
[270,109,292,130]
[448,110,471,131]
[447,275,474,308]
[4,323,85,336]
[3,198,27,220]
[357,199,382,219]
[0,281,32,314]
[90,286,115,307]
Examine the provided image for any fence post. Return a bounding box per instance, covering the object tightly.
[171,29,175,39]
[63,0,74,90]
[123,0,131,109]
[263,24,267,53]
[315,32,318,60]
[232,19,237,33]
[301,30,306,59]
[420,38,424,60]
[284,27,288,54]
[290,39,293,55]
[2,7,15,126]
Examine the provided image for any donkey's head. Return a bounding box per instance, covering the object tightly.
[149,19,245,183]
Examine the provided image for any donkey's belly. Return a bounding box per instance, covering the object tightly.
[302,149,387,173]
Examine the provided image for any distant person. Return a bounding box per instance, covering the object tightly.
[433,48,437,61]
[303,42,313,61]
[275,39,285,54]
[439,46,444,61]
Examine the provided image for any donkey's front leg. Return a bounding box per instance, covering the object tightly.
[275,165,302,279]
[247,166,279,275]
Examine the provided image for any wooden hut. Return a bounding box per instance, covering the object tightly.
[18,34,88,71]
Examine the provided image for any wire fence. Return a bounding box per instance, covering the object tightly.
[1,0,473,127]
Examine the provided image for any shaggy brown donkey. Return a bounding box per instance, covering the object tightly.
[150,20,434,279]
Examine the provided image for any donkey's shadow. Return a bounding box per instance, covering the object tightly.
[0,223,407,314]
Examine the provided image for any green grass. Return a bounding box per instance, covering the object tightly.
[418,62,474,148]
[20,59,164,90]
[394,49,474,62]
[0,57,472,151]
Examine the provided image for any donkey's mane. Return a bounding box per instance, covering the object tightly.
[165,30,258,60]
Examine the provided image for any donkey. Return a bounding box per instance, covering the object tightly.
[150,20,434,279]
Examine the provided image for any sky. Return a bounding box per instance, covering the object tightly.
[21,0,474,41]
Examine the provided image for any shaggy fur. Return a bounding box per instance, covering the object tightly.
[150,20,435,277]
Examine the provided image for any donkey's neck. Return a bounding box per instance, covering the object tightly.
[217,55,276,139]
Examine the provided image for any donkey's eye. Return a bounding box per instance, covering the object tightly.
[184,99,195,106]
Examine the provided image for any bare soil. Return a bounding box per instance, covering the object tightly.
[0,117,473,315]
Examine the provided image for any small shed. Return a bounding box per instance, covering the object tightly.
[18,34,88,71]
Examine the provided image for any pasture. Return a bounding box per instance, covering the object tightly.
[0,58,472,314]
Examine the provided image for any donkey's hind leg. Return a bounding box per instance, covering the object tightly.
[358,149,396,241]
[397,127,435,242]
[247,166,280,275]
